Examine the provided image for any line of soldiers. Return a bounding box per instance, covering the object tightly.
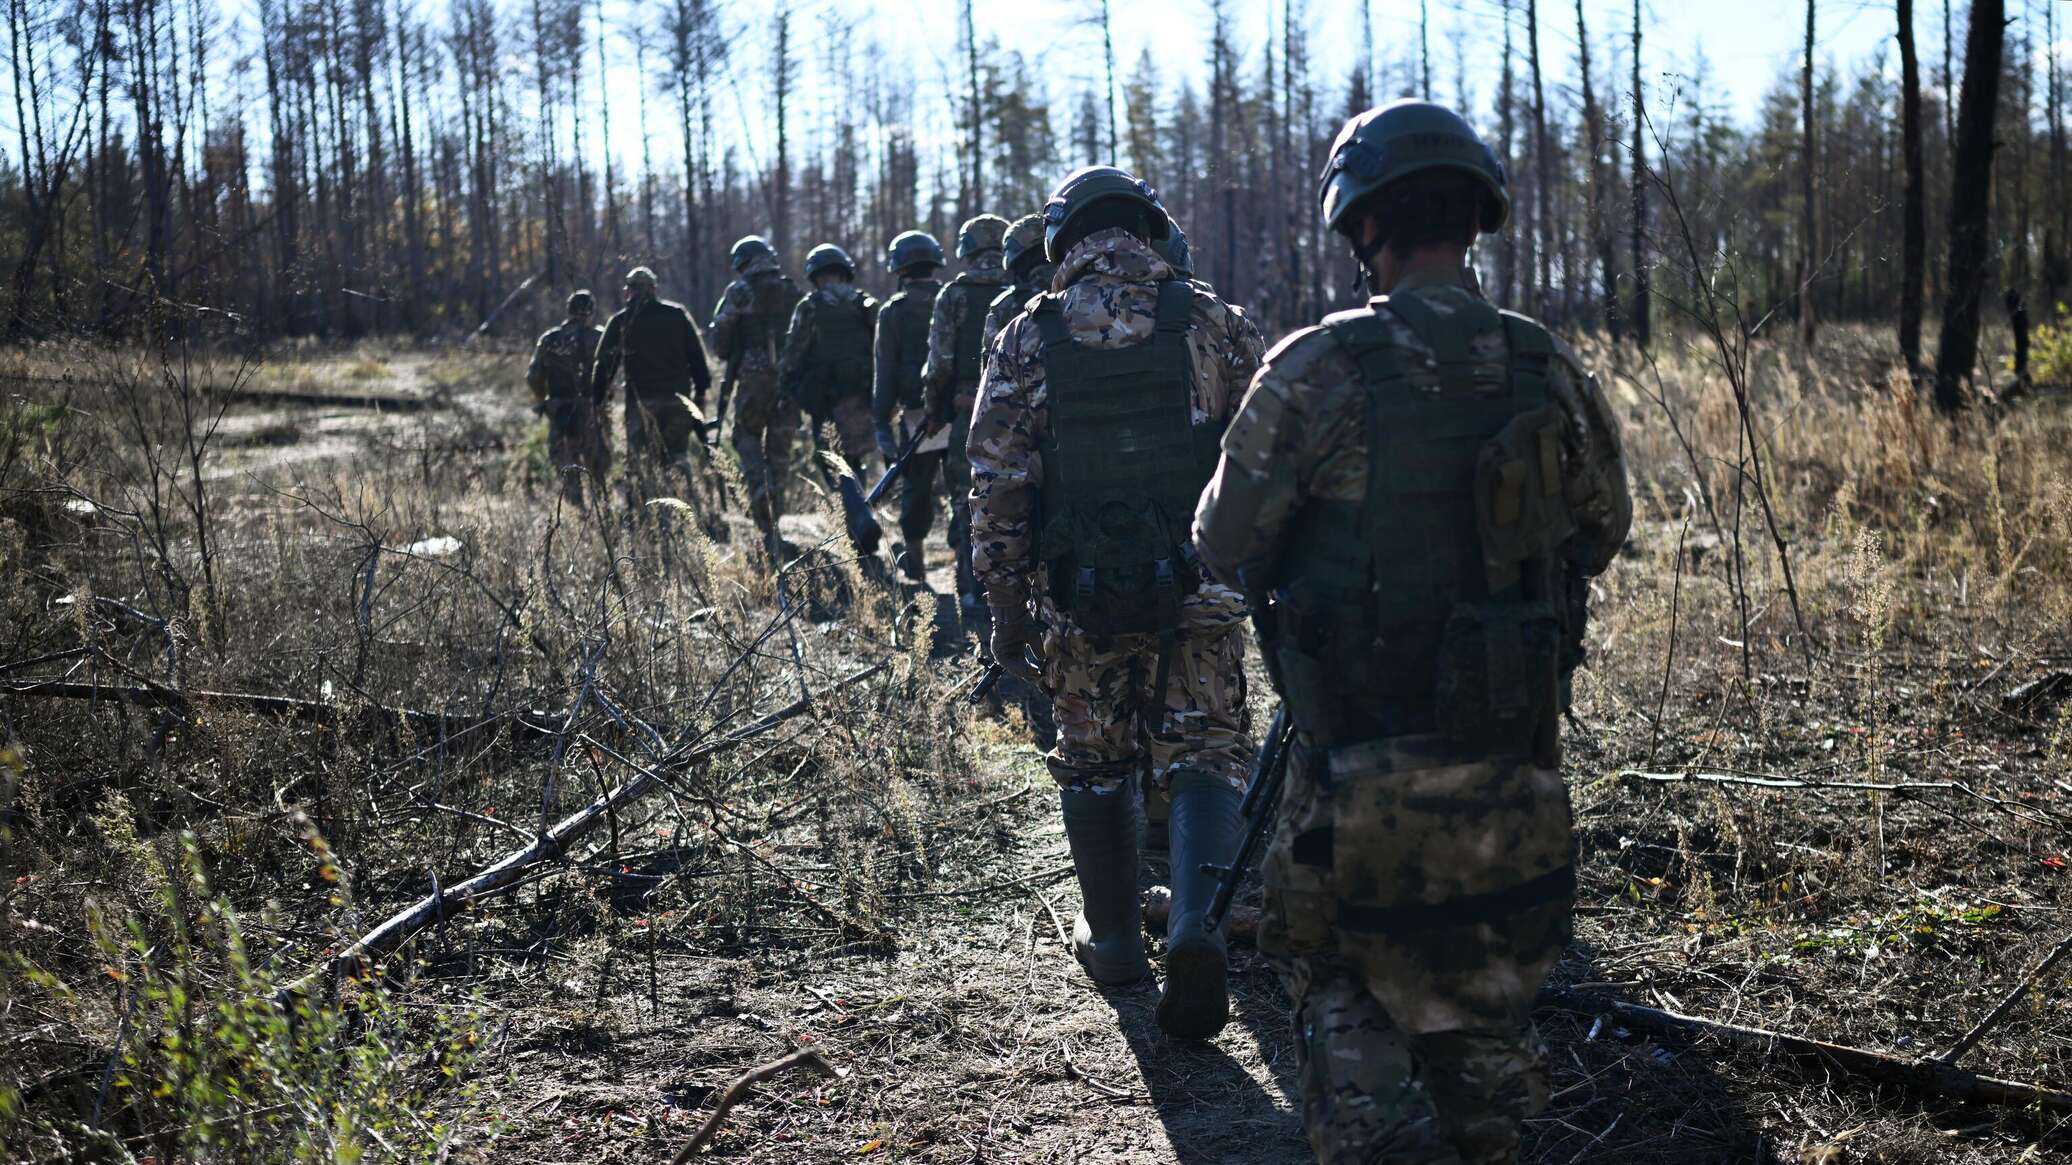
[530,98,1633,1165]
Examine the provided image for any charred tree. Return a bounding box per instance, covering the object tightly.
[1899,0,1927,375]
[1934,0,2005,412]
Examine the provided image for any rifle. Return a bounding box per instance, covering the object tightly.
[966,660,1004,704]
[710,352,741,444]
[864,424,929,506]
[1203,702,1292,933]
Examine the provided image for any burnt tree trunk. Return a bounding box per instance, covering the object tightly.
[1898,0,1926,376]
[1933,0,2005,412]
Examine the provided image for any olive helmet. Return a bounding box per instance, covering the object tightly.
[623,266,658,290]
[803,243,856,281]
[885,229,945,273]
[1318,100,1509,236]
[1151,221,1193,277]
[1000,214,1048,276]
[729,235,776,272]
[567,288,596,314]
[955,214,1010,259]
[1041,165,1171,263]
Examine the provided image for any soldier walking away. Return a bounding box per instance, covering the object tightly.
[873,230,948,583]
[969,166,1264,1039]
[711,236,806,547]
[529,289,608,504]
[923,214,1012,616]
[783,244,882,479]
[589,267,713,504]
[1193,100,1632,1165]
[981,214,1057,349]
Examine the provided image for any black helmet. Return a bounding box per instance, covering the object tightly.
[729,235,776,272]
[955,214,1010,259]
[1041,165,1171,263]
[885,229,945,272]
[1001,214,1047,275]
[803,243,856,281]
[1151,222,1193,277]
[567,288,596,313]
[1319,100,1509,236]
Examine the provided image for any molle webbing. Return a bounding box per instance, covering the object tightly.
[892,293,931,404]
[810,294,874,400]
[950,278,992,382]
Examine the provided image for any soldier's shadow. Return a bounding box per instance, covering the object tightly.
[1099,958,1310,1165]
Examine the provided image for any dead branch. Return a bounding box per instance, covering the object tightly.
[1543,990,2072,1113]
[1940,930,2072,1065]
[272,662,885,1006]
[3,678,557,744]
[1616,768,2065,827]
[666,1047,839,1163]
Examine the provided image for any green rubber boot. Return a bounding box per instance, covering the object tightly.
[1058,786,1152,985]
[1156,769,1245,1038]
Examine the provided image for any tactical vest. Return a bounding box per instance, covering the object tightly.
[738,272,801,355]
[884,288,934,408]
[803,292,874,404]
[1270,294,1575,754]
[1034,280,1220,638]
[945,275,994,383]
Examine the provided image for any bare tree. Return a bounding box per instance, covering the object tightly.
[1629,0,1649,348]
[1898,0,1927,375]
[1934,0,2006,412]
[1800,0,1818,345]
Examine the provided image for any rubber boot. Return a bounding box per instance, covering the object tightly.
[1058,786,1152,985]
[1157,769,1245,1039]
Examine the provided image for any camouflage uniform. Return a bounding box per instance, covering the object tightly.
[1194,265,1632,1164]
[971,227,1264,795]
[924,238,1010,603]
[872,272,946,567]
[528,314,608,501]
[982,267,1054,352]
[710,255,805,534]
[781,280,881,472]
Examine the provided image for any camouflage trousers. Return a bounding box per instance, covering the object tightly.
[818,395,877,475]
[730,366,800,531]
[1035,597,1253,795]
[544,397,609,503]
[1260,738,1574,1165]
[945,387,978,599]
[625,393,697,498]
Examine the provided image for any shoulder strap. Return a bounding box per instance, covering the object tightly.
[1032,294,1072,349]
[1152,280,1193,333]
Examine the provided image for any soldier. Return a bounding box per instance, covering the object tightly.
[782,244,881,478]
[872,230,948,583]
[710,236,805,543]
[1192,101,1632,1164]
[923,213,1011,615]
[980,214,1056,349]
[588,267,713,499]
[528,289,608,504]
[970,167,1264,1039]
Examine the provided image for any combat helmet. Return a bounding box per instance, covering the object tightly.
[729,235,777,272]
[885,230,946,273]
[567,288,596,314]
[803,243,856,281]
[1318,100,1509,236]
[955,214,1010,259]
[1000,214,1048,276]
[1151,222,1193,278]
[1041,165,1171,263]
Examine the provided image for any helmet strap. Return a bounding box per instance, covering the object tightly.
[1348,234,1387,295]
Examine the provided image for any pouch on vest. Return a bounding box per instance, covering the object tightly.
[1433,601,1559,756]
[1473,403,1574,595]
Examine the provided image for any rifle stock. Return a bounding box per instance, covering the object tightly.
[1205,703,1291,932]
[864,425,929,506]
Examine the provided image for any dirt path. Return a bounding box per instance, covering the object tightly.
[462,746,1312,1164]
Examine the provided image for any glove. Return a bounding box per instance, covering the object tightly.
[875,426,900,464]
[988,592,1042,683]
[530,400,548,417]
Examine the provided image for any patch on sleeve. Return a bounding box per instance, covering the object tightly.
[1220,376,1288,476]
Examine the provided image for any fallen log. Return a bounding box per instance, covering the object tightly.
[273,662,885,1006]
[1543,990,2072,1113]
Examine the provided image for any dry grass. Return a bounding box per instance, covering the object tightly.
[0,322,2068,1162]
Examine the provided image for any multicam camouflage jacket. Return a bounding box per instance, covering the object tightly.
[921,250,1009,418]
[1192,263,1632,590]
[981,266,1056,353]
[872,277,941,425]
[527,319,602,400]
[969,228,1265,610]
[779,281,878,415]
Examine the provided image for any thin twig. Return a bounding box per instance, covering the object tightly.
[667,1048,839,1162]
